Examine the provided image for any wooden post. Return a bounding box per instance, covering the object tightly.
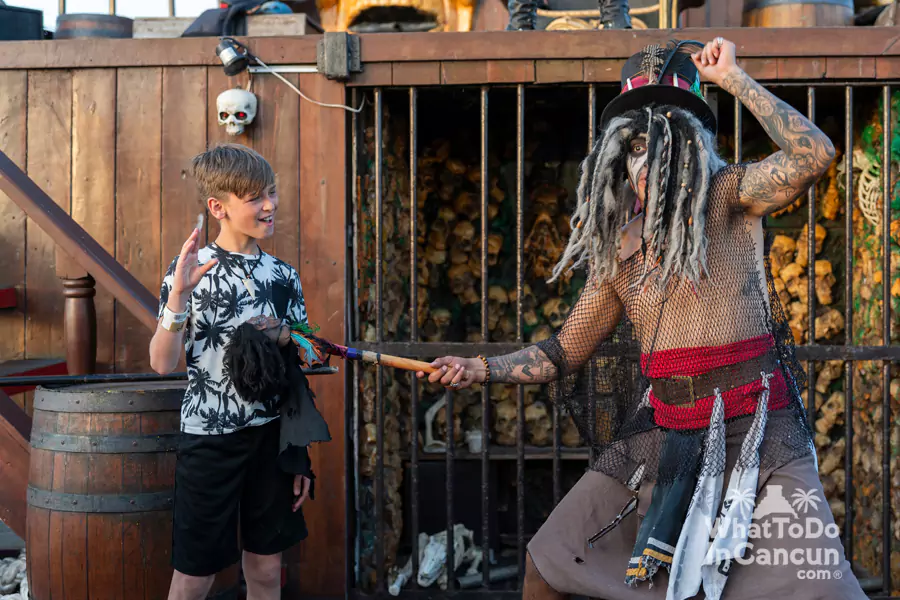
[60,275,97,375]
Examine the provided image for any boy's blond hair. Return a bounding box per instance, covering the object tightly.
[190,143,275,201]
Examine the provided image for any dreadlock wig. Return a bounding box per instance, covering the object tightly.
[550,104,725,290]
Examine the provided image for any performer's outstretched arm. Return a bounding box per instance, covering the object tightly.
[418,275,623,388]
[692,38,836,217]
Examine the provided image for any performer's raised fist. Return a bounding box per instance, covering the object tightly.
[691,37,739,87]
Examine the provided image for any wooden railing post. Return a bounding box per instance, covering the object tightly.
[59,270,97,375]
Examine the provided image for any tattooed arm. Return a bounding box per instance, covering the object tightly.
[417,275,623,388]
[692,38,835,217]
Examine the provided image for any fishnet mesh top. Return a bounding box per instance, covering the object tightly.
[538,163,814,486]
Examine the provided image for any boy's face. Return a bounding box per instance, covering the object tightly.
[211,184,278,240]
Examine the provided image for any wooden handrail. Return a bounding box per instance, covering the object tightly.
[0,150,158,331]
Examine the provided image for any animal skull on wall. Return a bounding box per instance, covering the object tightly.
[217,88,258,136]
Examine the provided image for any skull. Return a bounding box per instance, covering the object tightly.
[788,301,808,344]
[494,315,516,342]
[815,308,845,341]
[422,308,452,342]
[484,233,503,267]
[454,192,476,216]
[780,263,807,303]
[216,88,257,136]
[542,298,570,329]
[523,384,540,406]
[531,183,562,218]
[431,206,457,239]
[769,234,796,279]
[525,401,551,446]
[417,287,429,328]
[450,246,469,266]
[448,264,474,295]
[424,246,447,265]
[446,158,467,175]
[508,284,539,327]
[773,277,791,311]
[796,223,827,268]
[814,260,836,306]
[525,213,565,280]
[462,286,480,306]
[453,220,476,253]
[493,399,517,446]
[561,415,582,448]
[529,324,553,343]
[487,286,509,331]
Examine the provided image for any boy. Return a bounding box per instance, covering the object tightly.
[150,144,311,600]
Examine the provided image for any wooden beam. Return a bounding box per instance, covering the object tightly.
[291,73,347,597]
[3,28,900,71]
[352,27,900,64]
[0,389,30,539]
[0,36,320,70]
[0,151,158,331]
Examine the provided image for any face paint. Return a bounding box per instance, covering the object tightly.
[626,134,648,212]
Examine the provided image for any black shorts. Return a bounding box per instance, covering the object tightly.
[172,419,309,577]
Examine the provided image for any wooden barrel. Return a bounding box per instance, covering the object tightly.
[55,14,133,39]
[742,0,854,27]
[26,382,241,599]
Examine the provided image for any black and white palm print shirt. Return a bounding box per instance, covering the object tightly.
[158,244,308,435]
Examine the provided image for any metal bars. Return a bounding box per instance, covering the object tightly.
[480,86,491,589]
[515,84,527,587]
[843,85,855,563]
[880,84,893,596]
[374,87,386,593]
[409,87,422,590]
[806,87,818,428]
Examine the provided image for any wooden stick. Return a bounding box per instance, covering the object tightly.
[357,350,437,373]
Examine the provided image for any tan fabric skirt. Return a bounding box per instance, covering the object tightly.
[528,450,867,599]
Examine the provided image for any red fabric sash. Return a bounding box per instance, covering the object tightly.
[641,334,789,430]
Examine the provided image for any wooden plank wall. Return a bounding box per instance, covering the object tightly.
[0,65,346,594]
[0,68,303,380]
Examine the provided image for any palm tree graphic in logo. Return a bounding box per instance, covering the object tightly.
[790,488,822,514]
[726,487,757,519]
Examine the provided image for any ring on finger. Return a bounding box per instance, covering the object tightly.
[715,36,724,47]
[450,382,460,388]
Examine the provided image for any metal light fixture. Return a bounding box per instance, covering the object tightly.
[215,37,253,76]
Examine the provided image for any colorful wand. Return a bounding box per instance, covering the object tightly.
[289,323,438,374]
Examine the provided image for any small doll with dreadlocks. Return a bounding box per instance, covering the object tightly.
[419,38,865,600]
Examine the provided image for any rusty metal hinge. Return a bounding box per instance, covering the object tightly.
[316,32,362,81]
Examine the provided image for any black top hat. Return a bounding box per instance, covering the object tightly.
[600,40,716,133]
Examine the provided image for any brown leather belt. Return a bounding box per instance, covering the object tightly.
[649,353,778,408]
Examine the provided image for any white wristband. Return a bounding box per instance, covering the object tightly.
[161,305,188,333]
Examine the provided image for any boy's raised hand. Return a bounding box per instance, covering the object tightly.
[172,228,218,298]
